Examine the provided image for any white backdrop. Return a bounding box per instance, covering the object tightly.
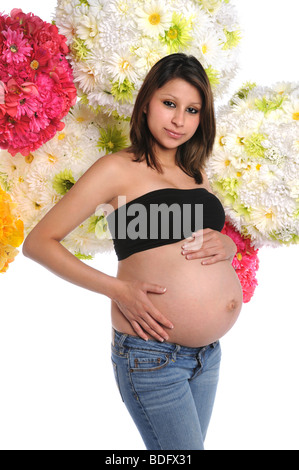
[1,0,298,450]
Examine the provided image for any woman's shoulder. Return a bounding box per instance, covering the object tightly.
[97,149,136,172]
[92,150,140,195]
[200,167,214,193]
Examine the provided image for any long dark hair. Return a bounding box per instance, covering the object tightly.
[127,53,216,185]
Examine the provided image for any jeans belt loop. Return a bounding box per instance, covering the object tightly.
[112,328,127,353]
[118,332,128,353]
[172,344,180,361]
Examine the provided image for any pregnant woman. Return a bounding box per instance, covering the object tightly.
[23,54,243,450]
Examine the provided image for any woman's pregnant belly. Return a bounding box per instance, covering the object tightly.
[111,241,243,347]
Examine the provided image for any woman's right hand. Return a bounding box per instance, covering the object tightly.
[113,280,174,342]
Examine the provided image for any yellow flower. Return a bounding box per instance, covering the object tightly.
[0,245,19,273]
[0,187,24,273]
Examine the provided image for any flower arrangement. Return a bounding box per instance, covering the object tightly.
[0,8,77,157]
[0,102,131,258]
[221,221,259,303]
[55,0,241,118]
[205,82,299,248]
[0,186,24,273]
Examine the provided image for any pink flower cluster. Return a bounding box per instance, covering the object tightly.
[221,221,260,303]
[0,9,77,156]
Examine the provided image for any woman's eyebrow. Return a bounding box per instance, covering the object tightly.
[160,93,202,106]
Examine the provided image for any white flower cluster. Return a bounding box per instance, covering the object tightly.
[0,103,130,257]
[55,0,241,117]
[205,82,299,248]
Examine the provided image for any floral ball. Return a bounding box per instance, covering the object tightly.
[55,0,241,118]
[0,102,131,258]
[0,9,77,157]
[205,82,299,248]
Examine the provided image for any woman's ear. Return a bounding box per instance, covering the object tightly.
[143,105,147,114]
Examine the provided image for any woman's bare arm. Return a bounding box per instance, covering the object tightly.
[22,154,124,299]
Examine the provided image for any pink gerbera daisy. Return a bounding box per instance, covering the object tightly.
[2,28,32,65]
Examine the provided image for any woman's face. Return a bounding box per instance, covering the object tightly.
[145,78,202,154]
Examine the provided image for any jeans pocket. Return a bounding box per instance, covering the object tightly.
[111,359,124,402]
[129,349,170,372]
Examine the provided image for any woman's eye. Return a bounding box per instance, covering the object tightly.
[163,101,175,108]
[187,107,199,114]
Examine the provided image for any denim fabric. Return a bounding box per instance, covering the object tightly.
[111,329,221,450]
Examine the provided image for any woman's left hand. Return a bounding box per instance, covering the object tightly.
[181,229,237,265]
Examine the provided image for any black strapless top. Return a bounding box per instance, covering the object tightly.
[106,188,225,260]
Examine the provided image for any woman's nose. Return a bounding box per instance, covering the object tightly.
[171,109,185,127]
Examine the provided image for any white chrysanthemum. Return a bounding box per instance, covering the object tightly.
[106,50,138,84]
[197,32,224,68]
[88,89,116,112]
[88,0,109,18]
[68,101,99,125]
[108,0,133,16]
[200,0,223,15]
[206,81,299,248]
[55,15,79,45]
[208,150,239,179]
[183,2,212,36]
[9,182,47,227]
[273,82,296,96]
[283,98,299,124]
[76,14,100,49]
[72,61,102,94]
[25,165,54,196]
[250,206,280,234]
[225,124,255,157]
[32,140,65,172]
[135,1,172,38]
[134,38,167,71]
[0,152,28,186]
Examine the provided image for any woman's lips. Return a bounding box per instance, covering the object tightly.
[165,128,184,139]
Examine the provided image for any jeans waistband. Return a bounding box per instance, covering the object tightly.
[112,328,217,356]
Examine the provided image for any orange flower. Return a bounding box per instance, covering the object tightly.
[0,187,24,273]
[0,244,19,273]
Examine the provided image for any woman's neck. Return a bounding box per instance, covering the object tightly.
[153,143,177,170]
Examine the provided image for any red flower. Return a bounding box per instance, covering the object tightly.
[2,28,32,65]
[221,221,260,303]
[0,9,76,156]
[29,47,51,73]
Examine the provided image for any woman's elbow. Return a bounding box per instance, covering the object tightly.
[22,233,36,258]
[22,229,46,258]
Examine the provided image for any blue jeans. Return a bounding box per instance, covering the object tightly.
[111,329,221,450]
